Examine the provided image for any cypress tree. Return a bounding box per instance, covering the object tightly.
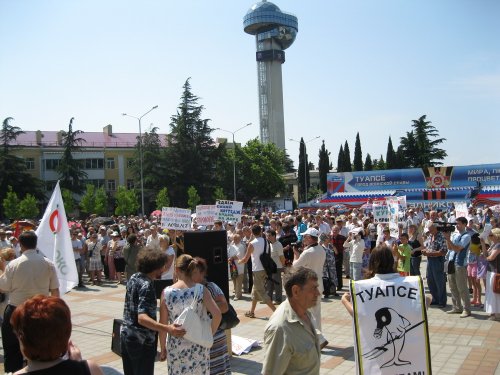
[364,153,373,171]
[385,136,396,170]
[337,144,344,172]
[318,140,330,193]
[343,140,352,172]
[353,132,363,171]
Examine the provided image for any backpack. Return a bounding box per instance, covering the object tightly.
[260,238,277,277]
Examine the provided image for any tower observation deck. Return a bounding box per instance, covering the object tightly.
[243,0,298,150]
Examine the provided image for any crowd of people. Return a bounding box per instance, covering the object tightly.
[0,202,499,374]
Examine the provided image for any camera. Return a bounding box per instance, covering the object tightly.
[434,221,456,233]
[291,241,302,251]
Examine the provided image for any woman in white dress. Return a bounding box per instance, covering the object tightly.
[159,254,221,375]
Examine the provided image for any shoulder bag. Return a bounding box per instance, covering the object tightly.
[260,239,277,277]
[219,303,240,330]
[174,284,213,348]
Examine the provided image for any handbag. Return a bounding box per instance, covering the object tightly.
[219,303,240,330]
[174,284,213,348]
[493,273,500,294]
[229,259,239,279]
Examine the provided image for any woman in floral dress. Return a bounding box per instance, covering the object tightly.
[159,254,221,375]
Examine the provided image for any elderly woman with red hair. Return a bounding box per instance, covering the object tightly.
[10,295,103,374]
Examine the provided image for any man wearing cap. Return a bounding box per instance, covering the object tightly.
[292,227,328,349]
[422,221,448,308]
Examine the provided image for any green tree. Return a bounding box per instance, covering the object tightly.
[337,144,344,172]
[187,185,201,210]
[2,186,20,220]
[364,153,373,171]
[19,194,39,219]
[1,117,24,154]
[163,79,219,206]
[343,140,352,172]
[284,152,296,173]
[57,118,87,194]
[353,132,363,171]
[0,118,44,218]
[80,184,96,215]
[318,140,330,193]
[213,186,226,201]
[385,136,396,170]
[373,155,386,170]
[115,187,139,216]
[94,186,108,216]
[399,130,418,167]
[238,138,286,203]
[156,187,170,209]
[402,115,447,167]
[297,138,309,202]
[62,188,75,215]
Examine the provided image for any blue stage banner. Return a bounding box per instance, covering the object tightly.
[327,164,500,194]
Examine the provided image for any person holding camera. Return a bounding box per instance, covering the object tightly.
[443,217,472,318]
[422,221,448,308]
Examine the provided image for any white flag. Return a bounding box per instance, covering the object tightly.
[36,181,78,294]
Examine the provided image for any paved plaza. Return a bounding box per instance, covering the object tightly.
[1,258,499,375]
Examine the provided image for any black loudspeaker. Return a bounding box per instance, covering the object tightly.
[111,318,123,356]
[184,230,229,301]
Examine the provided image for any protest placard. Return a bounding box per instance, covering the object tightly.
[161,207,192,230]
[373,203,389,223]
[216,200,243,223]
[195,205,217,226]
[386,197,400,238]
[454,202,468,219]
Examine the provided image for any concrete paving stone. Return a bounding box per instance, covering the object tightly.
[1,264,499,375]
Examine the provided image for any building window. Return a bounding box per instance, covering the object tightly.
[106,157,115,169]
[25,157,35,170]
[127,179,135,189]
[44,159,61,170]
[82,158,104,169]
[107,179,116,191]
[127,158,135,168]
[87,179,105,188]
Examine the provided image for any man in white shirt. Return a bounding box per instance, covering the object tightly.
[315,215,331,236]
[0,230,11,248]
[293,227,328,349]
[146,225,161,251]
[71,231,84,287]
[266,229,286,304]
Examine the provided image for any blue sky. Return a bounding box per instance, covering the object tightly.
[1,0,499,169]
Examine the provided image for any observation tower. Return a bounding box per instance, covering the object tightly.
[243,0,298,150]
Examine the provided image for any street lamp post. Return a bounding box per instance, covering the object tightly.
[122,105,158,217]
[290,136,320,204]
[216,123,252,201]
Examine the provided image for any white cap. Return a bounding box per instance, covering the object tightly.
[302,227,320,237]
